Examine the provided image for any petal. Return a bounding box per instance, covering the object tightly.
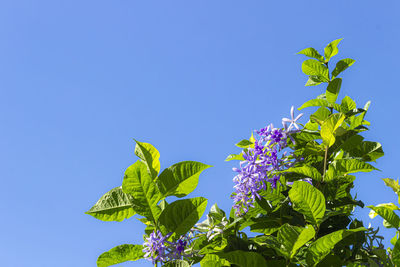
[290,106,295,119]
[294,113,304,121]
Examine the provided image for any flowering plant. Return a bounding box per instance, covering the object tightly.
[87,39,397,266]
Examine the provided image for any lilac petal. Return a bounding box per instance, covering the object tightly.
[294,113,303,121]
[290,106,294,119]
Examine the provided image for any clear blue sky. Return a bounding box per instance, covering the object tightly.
[0,1,399,266]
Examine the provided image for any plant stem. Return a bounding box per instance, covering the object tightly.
[323,146,328,182]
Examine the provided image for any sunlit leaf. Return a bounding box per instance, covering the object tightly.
[332,58,355,78]
[326,78,342,105]
[134,140,160,179]
[368,205,400,228]
[159,197,208,237]
[321,113,345,147]
[297,47,324,61]
[324,38,343,62]
[97,244,144,267]
[86,187,135,222]
[122,161,162,222]
[306,228,366,266]
[302,59,329,82]
[157,161,211,198]
[289,181,326,225]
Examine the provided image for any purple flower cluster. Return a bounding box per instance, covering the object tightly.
[143,230,190,264]
[231,106,303,216]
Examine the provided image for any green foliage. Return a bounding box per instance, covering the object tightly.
[87,39,393,266]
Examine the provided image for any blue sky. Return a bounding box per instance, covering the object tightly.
[0,1,399,266]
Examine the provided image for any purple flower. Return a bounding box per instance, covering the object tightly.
[143,231,192,263]
[231,106,304,216]
[143,230,171,264]
[282,106,303,133]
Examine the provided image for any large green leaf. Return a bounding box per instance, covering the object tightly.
[306,228,366,266]
[326,78,342,105]
[277,224,315,258]
[324,38,343,62]
[302,59,329,82]
[157,161,211,198]
[334,159,377,175]
[289,181,326,225]
[321,113,345,147]
[368,205,400,228]
[97,244,144,267]
[159,197,208,237]
[86,187,135,222]
[297,47,324,61]
[134,140,160,179]
[215,251,267,267]
[122,161,162,222]
[283,165,322,181]
[332,58,355,78]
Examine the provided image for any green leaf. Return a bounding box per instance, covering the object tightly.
[302,59,329,82]
[200,254,230,267]
[393,239,400,265]
[334,159,378,175]
[215,251,267,267]
[324,38,343,62]
[332,58,355,78]
[289,181,326,225]
[326,78,342,105]
[343,140,384,162]
[297,47,324,61]
[157,161,211,198]
[383,178,400,194]
[306,228,366,266]
[122,161,162,222]
[310,107,331,125]
[368,205,400,228]
[277,224,316,258]
[305,76,323,86]
[225,153,245,161]
[164,260,191,267]
[235,139,253,148]
[299,99,328,110]
[97,244,144,267]
[283,165,322,181]
[321,113,345,147]
[298,99,341,112]
[340,96,356,113]
[134,140,160,179]
[86,187,135,222]
[159,197,208,237]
